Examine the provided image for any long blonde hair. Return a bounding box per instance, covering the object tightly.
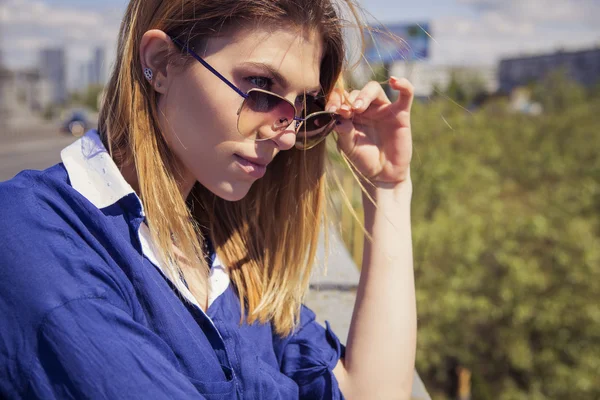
[98,0,362,335]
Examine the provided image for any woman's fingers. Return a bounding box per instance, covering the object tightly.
[325,87,343,112]
[334,111,358,157]
[350,81,391,113]
[390,76,414,112]
[353,78,414,127]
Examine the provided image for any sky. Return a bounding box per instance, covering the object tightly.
[1,0,599,89]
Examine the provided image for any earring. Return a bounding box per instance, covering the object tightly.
[144,68,153,81]
[156,82,162,88]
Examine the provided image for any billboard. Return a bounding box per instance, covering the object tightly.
[364,23,431,64]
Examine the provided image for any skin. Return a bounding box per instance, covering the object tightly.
[139,27,322,201]
[138,24,416,400]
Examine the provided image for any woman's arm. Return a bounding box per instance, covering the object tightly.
[328,77,417,399]
[334,179,416,399]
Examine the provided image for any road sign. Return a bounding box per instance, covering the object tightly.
[364,22,431,64]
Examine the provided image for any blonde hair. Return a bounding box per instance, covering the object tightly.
[98,0,364,335]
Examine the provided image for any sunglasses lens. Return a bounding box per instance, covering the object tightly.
[295,113,337,149]
[237,90,296,140]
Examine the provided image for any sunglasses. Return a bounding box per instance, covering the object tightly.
[169,36,340,150]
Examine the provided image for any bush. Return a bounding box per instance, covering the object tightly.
[408,77,600,399]
[332,72,600,399]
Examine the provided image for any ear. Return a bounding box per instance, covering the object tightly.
[140,29,174,94]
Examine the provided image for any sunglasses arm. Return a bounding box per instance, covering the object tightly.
[169,36,248,100]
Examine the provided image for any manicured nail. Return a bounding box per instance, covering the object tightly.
[353,99,364,109]
[328,105,338,112]
[340,104,351,111]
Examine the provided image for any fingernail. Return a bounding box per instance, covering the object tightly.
[340,104,351,111]
[328,105,338,112]
[353,99,364,109]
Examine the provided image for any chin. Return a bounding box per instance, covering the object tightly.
[210,181,253,202]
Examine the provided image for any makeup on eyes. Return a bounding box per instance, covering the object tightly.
[245,76,274,90]
[236,63,321,96]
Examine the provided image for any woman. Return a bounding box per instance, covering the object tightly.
[0,0,416,399]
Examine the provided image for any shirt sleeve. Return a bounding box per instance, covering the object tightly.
[28,296,207,400]
[272,305,346,400]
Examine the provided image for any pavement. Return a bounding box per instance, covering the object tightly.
[0,118,77,182]
[0,116,431,399]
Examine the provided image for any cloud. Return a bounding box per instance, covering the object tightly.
[429,0,600,66]
[0,0,123,90]
[2,0,599,79]
[458,0,600,26]
[0,0,122,68]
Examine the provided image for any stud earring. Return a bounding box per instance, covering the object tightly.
[144,68,153,81]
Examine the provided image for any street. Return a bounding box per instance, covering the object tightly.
[0,123,77,182]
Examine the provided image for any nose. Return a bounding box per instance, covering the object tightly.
[269,128,296,151]
[271,94,301,151]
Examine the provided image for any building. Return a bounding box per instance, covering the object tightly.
[89,46,106,86]
[0,67,52,121]
[39,48,67,105]
[389,63,498,100]
[498,47,600,93]
[13,69,53,112]
[0,68,12,125]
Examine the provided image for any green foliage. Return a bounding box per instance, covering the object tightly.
[445,73,468,106]
[443,71,489,107]
[331,72,600,399]
[407,77,600,399]
[41,104,58,121]
[530,68,588,113]
[70,84,105,112]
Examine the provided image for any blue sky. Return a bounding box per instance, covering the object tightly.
[1,0,599,88]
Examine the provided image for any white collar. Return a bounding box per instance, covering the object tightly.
[60,130,229,309]
[60,130,140,211]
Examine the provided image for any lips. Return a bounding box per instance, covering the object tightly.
[234,154,269,178]
[234,154,270,167]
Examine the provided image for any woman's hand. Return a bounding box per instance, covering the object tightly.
[326,77,414,186]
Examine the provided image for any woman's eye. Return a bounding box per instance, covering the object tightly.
[246,76,273,89]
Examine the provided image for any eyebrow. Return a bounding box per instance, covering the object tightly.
[239,61,322,95]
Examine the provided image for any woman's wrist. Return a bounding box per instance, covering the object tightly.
[361,176,413,218]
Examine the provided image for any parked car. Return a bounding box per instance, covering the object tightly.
[60,109,89,137]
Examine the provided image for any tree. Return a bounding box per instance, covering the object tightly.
[331,77,600,399]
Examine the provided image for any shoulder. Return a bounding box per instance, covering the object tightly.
[0,162,107,243]
[0,163,72,222]
[0,165,132,391]
[0,163,134,324]
[0,163,93,256]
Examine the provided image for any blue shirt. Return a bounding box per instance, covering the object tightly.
[0,130,345,399]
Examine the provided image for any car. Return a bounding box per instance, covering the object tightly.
[60,109,89,137]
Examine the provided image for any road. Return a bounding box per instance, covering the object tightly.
[0,123,77,182]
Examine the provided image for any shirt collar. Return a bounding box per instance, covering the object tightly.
[60,130,230,307]
[60,129,142,213]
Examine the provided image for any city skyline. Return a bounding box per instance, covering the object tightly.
[0,0,599,90]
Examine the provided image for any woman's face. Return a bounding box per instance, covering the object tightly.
[151,26,324,201]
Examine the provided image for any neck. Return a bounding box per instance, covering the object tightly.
[119,160,196,202]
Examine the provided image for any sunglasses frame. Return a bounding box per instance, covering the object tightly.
[169,35,339,150]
